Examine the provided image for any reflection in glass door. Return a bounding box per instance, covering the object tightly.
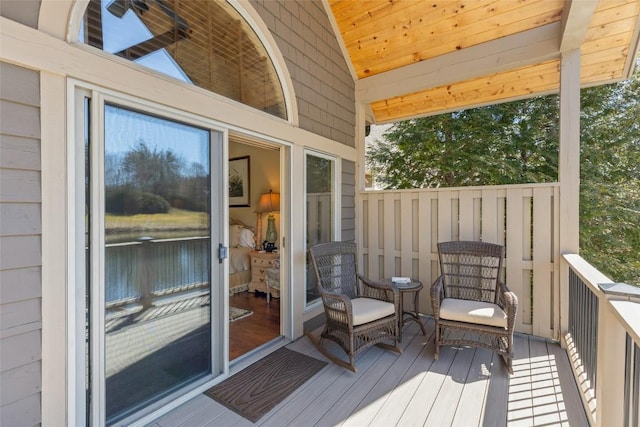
[305,152,336,306]
[91,104,220,424]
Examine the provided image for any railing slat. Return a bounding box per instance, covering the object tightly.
[367,193,380,280]
[459,189,474,240]
[533,186,553,337]
[383,192,395,278]
[481,188,498,242]
[437,190,453,243]
[506,187,530,333]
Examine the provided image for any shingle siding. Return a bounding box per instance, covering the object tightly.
[0,0,40,29]
[251,0,356,147]
[0,61,42,427]
[342,159,356,242]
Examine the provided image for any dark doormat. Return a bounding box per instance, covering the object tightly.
[204,347,327,422]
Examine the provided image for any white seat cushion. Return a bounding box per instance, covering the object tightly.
[440,298,508,328]
[351,298,395,326]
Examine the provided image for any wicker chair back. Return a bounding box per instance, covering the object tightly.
[437,241,505,304]
[309,241,359,299]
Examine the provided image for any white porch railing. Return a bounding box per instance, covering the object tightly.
[357,183,560,339]
[563,254,640,427]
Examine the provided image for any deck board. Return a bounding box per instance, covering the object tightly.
[320,324,422,427]
[364,324,437,426]
[152,323,588,427]
[450,347,494,427]
[340,322,433,426]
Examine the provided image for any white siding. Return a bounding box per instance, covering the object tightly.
[0,61,42,427]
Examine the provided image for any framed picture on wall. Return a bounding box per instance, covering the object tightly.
[229,156,250,207]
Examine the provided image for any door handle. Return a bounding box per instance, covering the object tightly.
[218,243,228,263]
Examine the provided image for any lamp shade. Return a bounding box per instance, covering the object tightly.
[256,190,280,213]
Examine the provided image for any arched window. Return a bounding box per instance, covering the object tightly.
[80,0,287,119]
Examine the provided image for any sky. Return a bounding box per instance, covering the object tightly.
[80,0,191,83]
[105,104,210,172]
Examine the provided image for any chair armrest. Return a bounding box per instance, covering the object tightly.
[320,291,354,326]
[358,274,400,304]
[430,276,444,319]
[497,281,518,331]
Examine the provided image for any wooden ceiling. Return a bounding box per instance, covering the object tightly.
[328,0,640,123]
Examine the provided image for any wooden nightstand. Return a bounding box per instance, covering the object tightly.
[248,251,279,298]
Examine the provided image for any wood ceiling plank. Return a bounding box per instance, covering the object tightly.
[582,31,634,56]
[349,6,563,77]
[585,17,637,42]
[589,0,640,28]
[581,62,626,83]
[582,55,627,75]
[331,0,420,29]
[357,23,560,103]
[372,47,627,122]
[329,0,640,122]
[342,1,562,50]
[583,43,629,65]
[371,61,561,121]
[336,0,486,42]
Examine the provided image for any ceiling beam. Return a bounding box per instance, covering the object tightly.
[560,0,598,52]
[356,22,562,104]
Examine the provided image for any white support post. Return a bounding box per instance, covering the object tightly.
[41,71,70,427]
[595,300,627,427]
[558,49,581,339]
[355,101,368,269]
[354,101,368,193]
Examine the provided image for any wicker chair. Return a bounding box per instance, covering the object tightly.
[308,241,401,372]
[430,241,518,373]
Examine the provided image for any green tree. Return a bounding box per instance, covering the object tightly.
[579,65,640,285]
[367,96,559,189]
[367,61,639,285]
[122,141,183,200]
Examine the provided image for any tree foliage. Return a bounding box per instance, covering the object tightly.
[367,60,640,285]
[122,142,182,200]
[105,141,210,214]
[368,97,559,189]
[578,64,640,285]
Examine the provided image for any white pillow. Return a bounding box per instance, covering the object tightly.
[239,228,255,248]
[229,225,243,247]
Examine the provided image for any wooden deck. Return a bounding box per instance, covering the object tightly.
[150,319,587,426]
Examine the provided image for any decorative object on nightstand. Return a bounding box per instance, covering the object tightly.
[255,190,280,252]
[249,251,279,298]
[265,260,280,304]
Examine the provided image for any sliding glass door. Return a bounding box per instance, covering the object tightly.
[305,152,337,306]
[85,98,225,425]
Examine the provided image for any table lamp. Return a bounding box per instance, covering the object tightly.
[255,190,280,251]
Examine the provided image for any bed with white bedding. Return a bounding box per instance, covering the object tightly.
[229,222,255,294]
[229,246,252,293]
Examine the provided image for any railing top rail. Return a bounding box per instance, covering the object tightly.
[563,253,611,296]
[361,182,560,195]
[599,282,640,298]
[564,253,640,346]
[105,235,210,248]
[609,300,640,346]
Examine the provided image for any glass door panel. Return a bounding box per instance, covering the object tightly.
[102,104,214,424]
[305,153,336,305]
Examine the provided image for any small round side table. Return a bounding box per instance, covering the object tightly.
[381,278,427,342]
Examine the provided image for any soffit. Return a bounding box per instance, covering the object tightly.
[328,0,640,123]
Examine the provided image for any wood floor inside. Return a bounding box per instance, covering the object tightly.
[229,290,280,360]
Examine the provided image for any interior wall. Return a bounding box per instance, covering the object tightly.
[229,142,280,243]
